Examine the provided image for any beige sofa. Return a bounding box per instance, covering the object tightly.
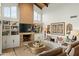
[65,41,79,56]
[37,47,66,56]
[69,45,79,56]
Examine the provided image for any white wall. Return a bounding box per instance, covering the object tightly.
[0,4,1,17]
[42,3,79,31]
[0,3,2,54]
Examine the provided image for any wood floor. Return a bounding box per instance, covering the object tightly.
[1,46,34,56]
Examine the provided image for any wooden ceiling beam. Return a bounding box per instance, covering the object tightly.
[43,3,48,7]
[34,3,48,9]
[34,3,42,9]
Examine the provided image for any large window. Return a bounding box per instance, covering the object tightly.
[11,6,17,18]
[37,13,41,21]
[3,7,10,17]
[34,11,38,20]
[3,6,17,19]
[34,11,42,22]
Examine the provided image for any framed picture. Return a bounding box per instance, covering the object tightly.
[51,22,65,35]
[33,23,42,33]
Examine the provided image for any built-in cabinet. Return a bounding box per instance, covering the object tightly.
[2,35,20,49]
[2,20,20,49]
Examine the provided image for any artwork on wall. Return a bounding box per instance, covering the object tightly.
[33,23,42,33]
[51,22,65,35]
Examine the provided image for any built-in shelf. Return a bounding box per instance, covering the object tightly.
[2,20,20,49]
[2,21,19,36]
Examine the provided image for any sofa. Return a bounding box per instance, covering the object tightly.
[37,47,66,56]
[65,41,79,56]
[69,41,79,56]
[69,45,79,56]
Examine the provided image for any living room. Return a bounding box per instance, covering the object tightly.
[0,3,79,56]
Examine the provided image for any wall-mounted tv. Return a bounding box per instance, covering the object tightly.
[19,23,32,33]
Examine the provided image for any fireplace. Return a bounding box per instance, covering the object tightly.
[23,35,31,42]
[20,33,34,46]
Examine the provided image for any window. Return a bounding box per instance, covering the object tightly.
[3,7,10,17]
[34,11,38,20]
[34,11,42,22]
[38,13,41,21]
[3,6,17,19]
[11,6,17,18]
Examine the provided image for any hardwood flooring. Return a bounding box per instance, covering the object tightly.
[1,46,34,56]
[1,48,15,56]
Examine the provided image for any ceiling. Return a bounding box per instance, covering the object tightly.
[34,3,48,9]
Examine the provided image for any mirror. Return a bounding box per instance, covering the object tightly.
[66,23,73,34]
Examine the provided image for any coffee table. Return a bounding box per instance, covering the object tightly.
[30,43,46,54]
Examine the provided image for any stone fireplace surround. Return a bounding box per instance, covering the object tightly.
[20,32,34,46]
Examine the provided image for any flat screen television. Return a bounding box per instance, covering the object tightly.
[19,23,32,33]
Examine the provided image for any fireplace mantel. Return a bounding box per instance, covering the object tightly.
[20,32,34,35]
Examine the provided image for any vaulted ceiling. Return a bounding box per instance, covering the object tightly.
[34,3,48,9]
